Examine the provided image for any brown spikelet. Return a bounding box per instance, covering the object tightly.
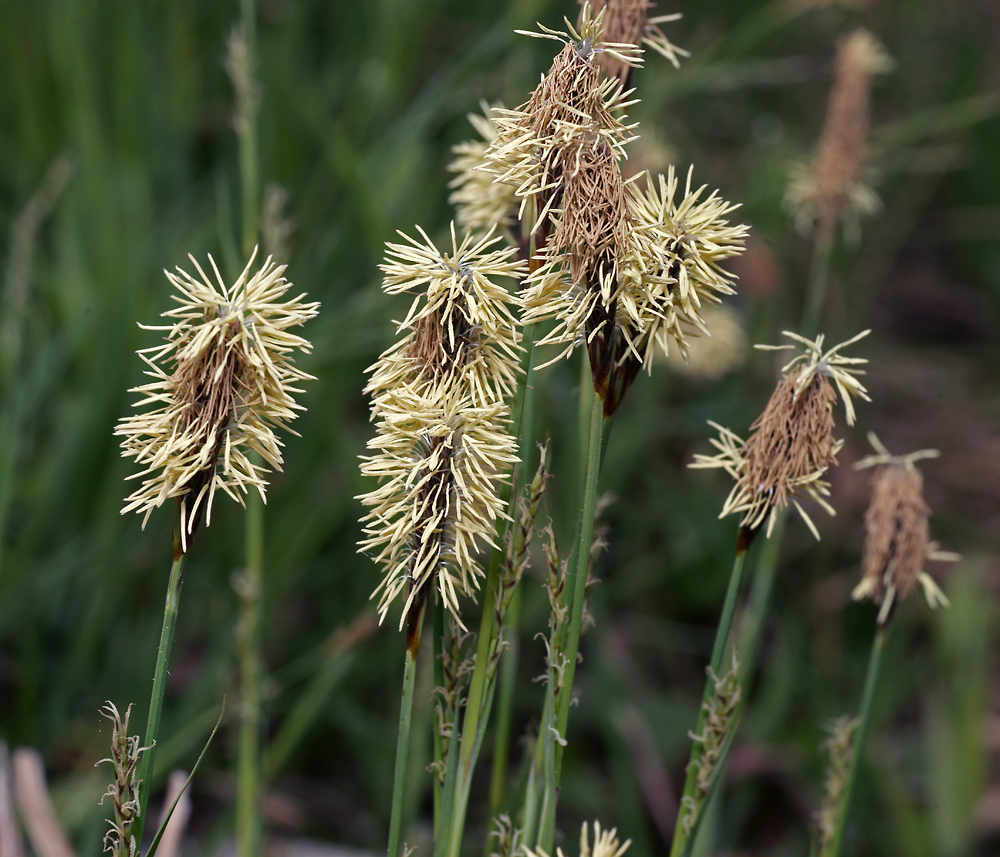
[860,465,929,602]
[744,368,838,511]
[808,29,891,239]
[583,0,650,82]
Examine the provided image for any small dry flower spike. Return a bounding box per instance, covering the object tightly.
[524,821,631,857]
[116,249,319,551]
[580,0,689,82]
[484,3,640,236]
[815,716,858,856]
[358,387,518,629]
[852,433,955,622]
[786,28,892,242]
[98,703,146,857]
[449,105,520,242]
[366,224,524,411]
[692,330,870,539]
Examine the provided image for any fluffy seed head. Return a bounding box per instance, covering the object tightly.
[116,249,319,549]
[852,433,954,614]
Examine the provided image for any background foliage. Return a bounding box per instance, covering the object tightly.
[1,0,998,855]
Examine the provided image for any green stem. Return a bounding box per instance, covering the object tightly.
[234,0,263,852]
[536,390,604,853]
[669,530,754,857]
[822,621,888,857]
[736,510,786,688]
[133,519,188,848]
[388,598,428,857]
[487,584,521,816]
[801,227,834,340]
[236,491,264,857]
[432,598,446,843]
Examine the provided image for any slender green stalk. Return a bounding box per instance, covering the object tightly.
[736,510,786,688]
[487,584,521,816]
[821,620,888,857]
[669,529,754,857]
[232,2,264,853]
[388,598,428,857]
[536,389,604,854]
[801,227,834,341]
[432,598,446,843]
[133,512,188,848]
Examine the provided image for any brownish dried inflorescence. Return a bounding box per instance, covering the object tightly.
[786,29,892,240]
[852,434,954,615]
[860,465,929,602]
[580,0,687,82]
[692,331,870,539]
[744,367,838,513]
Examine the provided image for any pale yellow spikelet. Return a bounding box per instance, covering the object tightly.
[358,386,519,628]
[667,304,747,380]
[367,223,525,410]
[449,104,520,238]
[851,433,955,617]
[522,820,631,857]
[115,248,319,550]
[691,330,870,538]
[624,166,749,367]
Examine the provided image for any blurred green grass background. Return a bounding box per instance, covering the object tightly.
[1,0,999,855]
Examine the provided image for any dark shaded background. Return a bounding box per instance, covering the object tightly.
[1,0,998,855]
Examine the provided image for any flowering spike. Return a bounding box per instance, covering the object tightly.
[116,249,319,547]
[692,331,869,539]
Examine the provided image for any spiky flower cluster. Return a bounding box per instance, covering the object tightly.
[116,250,319,549]
[852,433,954,619]
[524,821,631,857]
[358,226,524,628]
[475,5,747,412]
[98,703,146,857]
[692,331,870,538]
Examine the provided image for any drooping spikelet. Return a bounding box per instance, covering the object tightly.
[580,0,688,82]
[98,703,146,857]
[358,387,519,628]
[524,820,632,857]
[692,330,870,538]
[116,249,319,549]
[359,225,524,628]
[367,224,525,410]
[852,433,955,617]
[785,28,893,241]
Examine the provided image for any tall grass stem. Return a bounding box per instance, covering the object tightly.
[669,530,754,857]
[822,620,888,857]
[388,599,427,857]
[133,513,188,848]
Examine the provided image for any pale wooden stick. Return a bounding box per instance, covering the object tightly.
[11,748,75,857]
